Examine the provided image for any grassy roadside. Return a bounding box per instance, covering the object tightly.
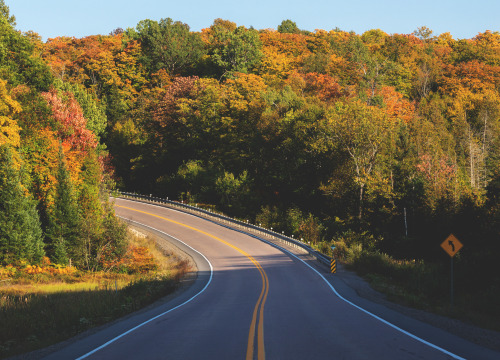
[328,243,500,333]
[0,229,191,359]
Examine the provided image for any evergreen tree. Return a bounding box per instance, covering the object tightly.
[77,151,104,270]
[77,151,127,270]
[46,145,80,264]
[0,145,44,264]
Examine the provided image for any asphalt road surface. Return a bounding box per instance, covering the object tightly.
[42,198,500,360]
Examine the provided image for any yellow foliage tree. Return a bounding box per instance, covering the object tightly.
[0,79,22,147]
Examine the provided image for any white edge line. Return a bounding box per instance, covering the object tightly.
[242,233,466,360]
[114,197,466,360]
[76,218,213,360]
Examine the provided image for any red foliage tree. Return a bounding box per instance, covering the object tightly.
[41,90,98,152]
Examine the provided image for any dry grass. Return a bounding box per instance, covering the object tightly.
[0,229,191,359]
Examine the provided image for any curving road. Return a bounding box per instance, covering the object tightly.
[43,198,500,360]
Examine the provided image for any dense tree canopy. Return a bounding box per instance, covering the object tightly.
[205,22,263,79]
[131,18,205,76]
[0,0,499,305]
[0,5,126,267]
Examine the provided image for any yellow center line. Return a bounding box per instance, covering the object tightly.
[246,257,268,360]
[257,268,269,360]
[115,204,268,360]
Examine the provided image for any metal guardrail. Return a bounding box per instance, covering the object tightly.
[115,191,332,267]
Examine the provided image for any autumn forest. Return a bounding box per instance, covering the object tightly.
[1,2,500,320]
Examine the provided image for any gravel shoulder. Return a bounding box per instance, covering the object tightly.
[333,262,500,352]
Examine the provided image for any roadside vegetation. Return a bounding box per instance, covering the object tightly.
[0,230,191,358]
[322,235,500,332]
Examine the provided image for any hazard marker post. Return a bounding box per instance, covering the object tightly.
[330,258,336,273]
[330,245,336,274]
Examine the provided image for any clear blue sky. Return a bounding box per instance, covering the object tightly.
[6,0,500,41]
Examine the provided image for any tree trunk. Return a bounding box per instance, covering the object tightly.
[358,183,365,220]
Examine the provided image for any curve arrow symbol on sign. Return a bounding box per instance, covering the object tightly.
[441,234,463,257]
[448,240,455,252]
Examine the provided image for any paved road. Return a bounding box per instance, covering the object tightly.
[43,198,500,360]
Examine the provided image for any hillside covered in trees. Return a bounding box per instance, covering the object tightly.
[1,2,500,311]
[0,2,126,270]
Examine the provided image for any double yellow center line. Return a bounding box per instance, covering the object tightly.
[246,252,269,360]
[116,204,268,360]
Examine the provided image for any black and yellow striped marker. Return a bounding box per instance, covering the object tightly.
[330,258,336,273]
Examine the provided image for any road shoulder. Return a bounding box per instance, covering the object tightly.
[13,221,210,360]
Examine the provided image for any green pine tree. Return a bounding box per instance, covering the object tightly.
[46,145,80,264]
[0,145,44,264]
[52,236,68,265]
[77,151,104,270]
[78,151,127,271]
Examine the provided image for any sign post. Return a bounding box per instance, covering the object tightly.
[440,234,463,307]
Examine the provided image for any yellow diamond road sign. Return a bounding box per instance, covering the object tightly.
[441,234,463,257]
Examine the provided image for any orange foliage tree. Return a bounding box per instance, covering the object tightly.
[43,34,146,105]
